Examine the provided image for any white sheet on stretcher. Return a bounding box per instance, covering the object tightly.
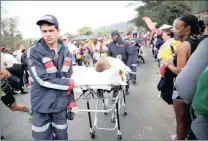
[72,57,131,92]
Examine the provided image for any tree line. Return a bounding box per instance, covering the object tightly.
[129,0,193,29]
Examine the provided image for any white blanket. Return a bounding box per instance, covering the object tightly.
[71,57,131,91]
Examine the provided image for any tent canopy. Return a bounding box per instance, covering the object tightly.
[71,35,90,42]
[159,24,173,30]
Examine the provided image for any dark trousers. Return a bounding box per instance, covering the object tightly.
[7,64,24,90]
[77,59,82,66]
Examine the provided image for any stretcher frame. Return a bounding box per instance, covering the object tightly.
[70,84,127,140]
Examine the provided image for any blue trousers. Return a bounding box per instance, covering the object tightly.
[32,110,68,140]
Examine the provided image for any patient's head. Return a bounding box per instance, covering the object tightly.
[95,58,111,72]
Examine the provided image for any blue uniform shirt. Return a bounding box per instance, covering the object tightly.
[107,39,130,65]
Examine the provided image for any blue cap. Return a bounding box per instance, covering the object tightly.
[36,14,59,27]
[111,30,120,36]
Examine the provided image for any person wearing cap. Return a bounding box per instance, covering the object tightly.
[126,31,133,41]
[27,14,78,140]
[126,38,139,84]
[107,30,130,95]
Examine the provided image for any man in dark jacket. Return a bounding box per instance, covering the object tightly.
[27,14,77,140]
[108,30,130,95]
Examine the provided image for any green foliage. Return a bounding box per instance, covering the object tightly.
[192,1,208,14]
[1,8,31,49]
[64,32,75,39]
[130,1,192,29]
[95,31,109,37]
[77,26,93,35]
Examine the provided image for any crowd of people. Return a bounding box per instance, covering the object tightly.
[61,32,145,68]
[0,13,208,140]
[150,15,208,140]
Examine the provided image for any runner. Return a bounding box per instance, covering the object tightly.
[1,67,32,140]
[0,67,32,120]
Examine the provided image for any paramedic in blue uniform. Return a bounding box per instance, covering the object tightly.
[133,32,145,64]
[107,30,130,95]
[126,31,139,84]
[27,14,77,140]
[127,38,139,85]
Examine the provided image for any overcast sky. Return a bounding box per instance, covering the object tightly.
[2,1,138,39]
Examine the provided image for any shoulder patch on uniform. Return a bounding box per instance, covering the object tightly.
[119,44,125,48]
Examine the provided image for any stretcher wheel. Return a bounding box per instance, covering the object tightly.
[90,133,95,139]
[117,135,122,140]
[111,117,116,123]
[90,130,95,139]
[104,107,108,115]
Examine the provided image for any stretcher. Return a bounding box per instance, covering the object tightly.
[68,59,131,140]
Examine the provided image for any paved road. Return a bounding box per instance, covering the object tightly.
[0,47,176,140]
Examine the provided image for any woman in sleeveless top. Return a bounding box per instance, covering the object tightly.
[161,15,205,140]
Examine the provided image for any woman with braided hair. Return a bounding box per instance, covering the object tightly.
[161,15,205,140]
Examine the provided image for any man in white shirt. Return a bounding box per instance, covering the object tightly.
[1,49,27,94]
[62,35,77,65]
[14,43,25,64]
[62,35,77,53]
[2,52,20,68]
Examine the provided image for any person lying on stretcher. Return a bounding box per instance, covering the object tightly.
[95,57,126,80]
[69,57,131,111]
[95,57,131,97]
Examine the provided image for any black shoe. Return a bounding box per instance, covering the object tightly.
[133,81,137,85]
[13,90,20,95]
[52,136,57,140]
[143,61,145,63]
[1,136,5,140]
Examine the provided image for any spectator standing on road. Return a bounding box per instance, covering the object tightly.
[161,15,205,140]
[91,38,101,65]
[13,44,25,64]
[62,35,77,65]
